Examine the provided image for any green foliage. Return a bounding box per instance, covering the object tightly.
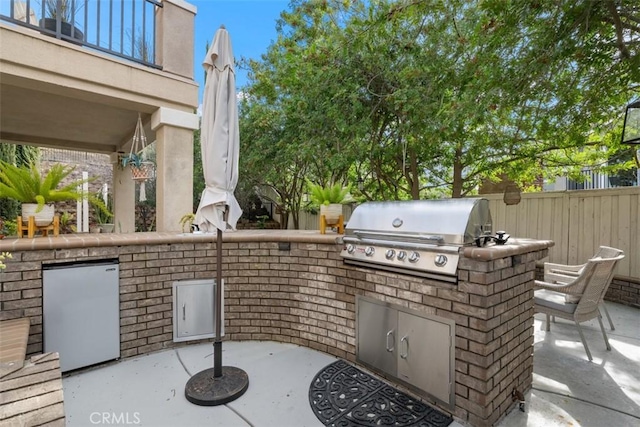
[59,211,77,233]
[239,0,639,201]
[2,219,17,237]
[256,215,270,229]
[121,153,145,168]
[0,160,101,212]
[307,181,349,206]
[192,125,204,212]
[0,144,39,221]
[91,192,113,224]
[179,213,195,233]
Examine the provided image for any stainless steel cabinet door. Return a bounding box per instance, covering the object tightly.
[397,311,452,404]
[174,280,222,342]
[357,297,398,377]
[43,261,120,372]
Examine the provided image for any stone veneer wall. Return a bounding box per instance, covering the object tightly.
[0,239,549,427]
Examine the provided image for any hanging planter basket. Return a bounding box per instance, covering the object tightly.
[122,113,155,181]
[131,161,155,181]
[120,113,155,202]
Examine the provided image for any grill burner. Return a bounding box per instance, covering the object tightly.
[340,198,494,282]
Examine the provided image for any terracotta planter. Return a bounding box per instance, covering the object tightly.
[21,203,55,227]
[130,162,155,181]
[320,204,343,224]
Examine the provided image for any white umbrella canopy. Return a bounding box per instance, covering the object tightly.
[195,25,242,232]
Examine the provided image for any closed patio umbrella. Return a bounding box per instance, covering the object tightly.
[185,25,248,406]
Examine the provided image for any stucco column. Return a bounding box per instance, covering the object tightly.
[112,157,136,233]
[152,107,199,232]
[156,0,196,79]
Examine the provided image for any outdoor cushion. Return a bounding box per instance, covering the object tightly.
[534,290,577,314]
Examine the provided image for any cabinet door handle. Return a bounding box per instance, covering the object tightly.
[182,303,186,321]
[400,335,408,359]
[386,330,394,352]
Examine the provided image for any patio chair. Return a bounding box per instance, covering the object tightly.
[534,253,625,361]
[543,246,623,330]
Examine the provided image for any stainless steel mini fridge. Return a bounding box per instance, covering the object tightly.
[43,259,120,372]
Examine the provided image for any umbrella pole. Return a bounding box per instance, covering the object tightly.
[213,222,223,377]
[184,206,249,406]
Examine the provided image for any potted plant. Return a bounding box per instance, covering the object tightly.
[58,211,77,234]
[179,213,196,233]
[0,160,107,228]
[91,192,114,233]
[41,0,84,41]
[121,153,155,181]
[307,181,350,224]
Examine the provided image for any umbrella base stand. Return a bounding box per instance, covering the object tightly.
[185,366,249,406]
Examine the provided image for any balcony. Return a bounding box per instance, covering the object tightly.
[0,0,199,233]
[2,0,163,68]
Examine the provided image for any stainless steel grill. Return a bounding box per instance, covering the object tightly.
[340,198,493,282]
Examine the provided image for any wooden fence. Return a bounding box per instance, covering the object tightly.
[483,187,639,280]
[293,187,639,280]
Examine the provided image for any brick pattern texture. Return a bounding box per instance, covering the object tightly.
[0,242,549,427]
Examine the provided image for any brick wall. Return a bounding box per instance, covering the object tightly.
[454,251,546,426]
[605,277,640,308]
[0,239,549,427]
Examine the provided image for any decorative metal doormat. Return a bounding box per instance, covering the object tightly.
[309,360,453,427]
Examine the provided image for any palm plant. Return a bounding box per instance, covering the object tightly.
[91,192,113,225]
[0,160,106,213]
[307,181,350,206]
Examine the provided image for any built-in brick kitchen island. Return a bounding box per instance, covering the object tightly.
[0,228,552,427]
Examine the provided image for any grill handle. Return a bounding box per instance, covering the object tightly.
[342,236,460,254]
[354,230,444,243]
[386,330,394,352]
[400,335,409,359]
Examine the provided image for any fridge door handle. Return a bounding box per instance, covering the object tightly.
[182,303,186,321]
[386,330,395,352]
[400,335,409,359]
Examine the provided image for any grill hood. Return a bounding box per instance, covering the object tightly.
[341,198,493,282]
[344,198,492,246]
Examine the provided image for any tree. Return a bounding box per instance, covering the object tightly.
[192,125,204,212]
[240,0,640,207]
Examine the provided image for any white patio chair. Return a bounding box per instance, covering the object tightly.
[534,253,625,361]
[542,246,623,330]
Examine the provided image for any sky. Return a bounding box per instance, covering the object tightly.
[190,0,290,103]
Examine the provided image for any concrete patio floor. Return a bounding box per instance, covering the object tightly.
[62,301,640,427]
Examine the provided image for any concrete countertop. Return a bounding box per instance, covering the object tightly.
[0,230,343,251]
[462,238,555,260]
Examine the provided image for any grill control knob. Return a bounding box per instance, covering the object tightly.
[365,246,375,257]
[346,244,355,254]
[385,249,396,260]
[397,251,407,261]
[408,252,420,263]
[434,254,448,267]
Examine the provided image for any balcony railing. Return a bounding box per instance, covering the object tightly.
[566,167,639,190]
[1,0,162,68]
